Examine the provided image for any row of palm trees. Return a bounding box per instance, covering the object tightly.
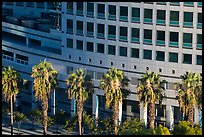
[2,60,202,135]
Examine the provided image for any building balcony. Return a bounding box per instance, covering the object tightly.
[108,34,116,40]
[183,22,193,27]
[131,37,139,43]
[97,33,105,39]
[197,23,202,29]
[108,14,116,20]
[119,36,128,41]
[87,31,94,37]
[157,19,165,25]
[87,11,94,17]
[2,54,14,62]
[76,30,83,35]
[197,44,202,49]
[169,20,179,26]
[144,18,152,24]
[131,17,140,22]
[183,43,192,48]
[120,16,128,21]
[67,28,73,34]
[97,13,105,19]
[67,9,73,14]
[169,41,179,47]
[76,10,83,16]
[156,40,165,45]
[144,39,152,44]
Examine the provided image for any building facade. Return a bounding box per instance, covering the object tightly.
[2,2,202,128]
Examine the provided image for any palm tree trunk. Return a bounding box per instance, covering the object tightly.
[149,102,155,129]
[187,107,194,127]
[42,99,48,135]
[10,96,14,135]
[113,100,119,135]
[77,101,83,135]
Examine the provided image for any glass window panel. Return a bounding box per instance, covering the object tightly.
[77,40,83,50]
[197,34,202,44]
[132,28,139,38]
[87,42,94,52]
[108,45,116,55]
[184,12,193,22]
[169,52,178,63]
[170,11,179,21]
[67,2,73,10]
[98,3,105,13]
[157,30,165,41]
[67,19,73,29]
[132,7,140,17]
[77,21,83,30]
[131,48,139,58]
[198,13,202,23]
[120,6,128,16]
[87,2,94,12]
[67,38,73,48]
[144,29,152,39]
[183,54,192,64]
[98,24,104,33]
[143,49,152,60]
[87,22,94,32]
[157,10,165,20]
[183,33,192,43]
[170,32,179,42]
[119,47,127,57]
[144,9,152,19]
[77,2,83,11]
[197,55,202,65]
[120,27,127,36]
[97,43,104,53]
[109,5,116,15]
[156,51,165,61]
[108,25,116,35]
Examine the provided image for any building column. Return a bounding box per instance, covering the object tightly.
[194,106,199,124]
[71,98,76,117]
[119,101,122,125]
[166,105,174,130]
[92,93,99,125]
[140,102,147,127]
[50,89,56,115]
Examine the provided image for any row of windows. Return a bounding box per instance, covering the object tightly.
[3,2,49,9]
[66,2,202,29]
[2,50,29,65]
[66,40,202,65]
[67,21,202,49]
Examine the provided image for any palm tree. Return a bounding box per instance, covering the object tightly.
[31,60,58,135]
[137,71,164,129]
[66,68,94,135]
[100,68,130,135]
[2,66,21,135]
[175,72,202,127]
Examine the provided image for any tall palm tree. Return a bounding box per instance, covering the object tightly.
[31,60,58,135]
[2,66,21,135]
[175,72,202,127]
[66,68,94,135]
[100,68,130,135]
[137,71,164,129]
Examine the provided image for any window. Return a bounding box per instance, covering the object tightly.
[144,29,152,44]
[143,49,152,60]
[100,60,102,64]
[122,64,125,68]
[67,66,74,75]
[131,48,139,58]
[172,70,175,74]
[144,9,153,23]
[96,72,104,80]
[2,50,14,61]
[119,47,127,57]
[76,40,83,50]
[132,7,140,22]
[87,2,94,17]
[131,28,140,43]
[76,2,83,15]
[111,62,113,66]
[97,43,104,53]
[156,51,165,61]
[108,45,116,55]
[198,2,202,7]
[134,65,137,69]
[76,21,83,35]
[183,33,192,48]
[67,38,73,48]
[16,54,28,65]
[197,55,202,65]
[183,54,192,64]
[169,32,179,47]
[87,42,94,52]
[184,2,194,6]
[87,70,94,79]
[170,11,179,26]
[67,2,73,14]
[69,55,71,59]
[108,25,116,40]
[198,13,202,28]
[87,22,94,37]
[67,19,73,34]
[79,57,81,60]
[146,67,149,70]
[120,26,128,41]
[98,3,105,19]
[120,6,128,21]
[16,2,24,6]
[97,24,105,39]
[183,12,193,27]
[197,34,202,49]
[169,52,178,63]
[108,5,116,20]
[157,10,166,25]
[156,30,165,45]
[159,68,162,72]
